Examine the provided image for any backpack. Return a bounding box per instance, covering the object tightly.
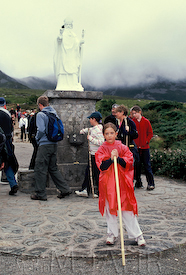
[42,111,64,142]
[28,114,37,141]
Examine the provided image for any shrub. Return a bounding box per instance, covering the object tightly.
[150,136,165,150]
[142,109,160,124]
[98,99,116,117]
[143,100,183,112]
[27,95,38,104]
[150,149,186,180]
[142,100,186,150]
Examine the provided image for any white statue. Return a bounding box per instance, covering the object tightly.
[54,17,84,91]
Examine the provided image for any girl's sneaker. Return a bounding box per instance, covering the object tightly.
[147,185,155,190]
[75,189,88,197]
[135,234,146,246]
[106,233,117,245]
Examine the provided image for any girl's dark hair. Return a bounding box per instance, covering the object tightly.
[103,122,117,134]
[131,105,142,113]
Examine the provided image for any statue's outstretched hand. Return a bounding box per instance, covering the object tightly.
[80,40,85,45]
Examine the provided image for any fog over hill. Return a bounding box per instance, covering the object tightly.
[1,70,186,102]
[17,75,56,90]
[101,77,186,102]
[0,70,29,89]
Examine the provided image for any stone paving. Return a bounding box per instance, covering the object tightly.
[0,244,186,275]
[0,140,186,260]
[0,139,186,274]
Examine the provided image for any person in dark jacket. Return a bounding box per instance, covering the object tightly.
[115,105,138,146]
[0,129,7,171]
[28,112,38,170]
[104,104,119,127]
[115,105,140,186]
[0,97,19,195]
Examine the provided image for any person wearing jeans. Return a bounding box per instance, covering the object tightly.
[0,97,19,196]
[131,105,155,190]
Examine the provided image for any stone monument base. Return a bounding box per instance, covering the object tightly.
[18,162,88,195]
[18,169,36,194]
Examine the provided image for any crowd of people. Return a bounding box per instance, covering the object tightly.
[9,105,37,143]
[0,96,156,247]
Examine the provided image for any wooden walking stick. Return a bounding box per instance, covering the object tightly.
[114,156,125,266]
[88,129,95,198]
[124,117,128,147]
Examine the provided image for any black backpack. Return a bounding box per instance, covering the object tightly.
[28,114,37,141]
[42,111,64,142]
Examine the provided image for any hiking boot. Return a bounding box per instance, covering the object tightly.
[137,185,144,189]
[147,185,155,191]
[135,181,144,188]
[75,189,88,197]
[135,234,146,246]
[57,191,72,199]
[9,185,19,196]
[106,233,117,245]
[30,194,47,201]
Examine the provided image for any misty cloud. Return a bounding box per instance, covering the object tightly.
[1,0,186,88]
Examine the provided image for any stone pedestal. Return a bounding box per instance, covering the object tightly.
[18,169,36,194]
[45,90,102,189]
[18,90,102,194]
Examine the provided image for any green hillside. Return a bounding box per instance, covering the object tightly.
[96,95,155,114]
[101,79,186,102]
[0,88,44,109]
[0,70,29,89]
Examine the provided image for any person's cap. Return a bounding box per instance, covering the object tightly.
[112,104,119,109]
[0,97,6,107]
[87,111,102,120]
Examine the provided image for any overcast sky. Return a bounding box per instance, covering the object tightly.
[0,0,186,88]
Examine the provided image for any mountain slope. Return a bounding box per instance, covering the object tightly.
[17,76,56,90]
[101,79,186,102]
[0,70,29,89]
[1,69,186,102]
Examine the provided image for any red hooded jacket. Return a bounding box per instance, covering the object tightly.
[95,140,138,216]
[132,116,153,149]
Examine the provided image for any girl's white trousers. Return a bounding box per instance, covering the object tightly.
[105,200,142,238]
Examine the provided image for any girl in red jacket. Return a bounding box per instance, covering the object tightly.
[131,105,155,190]
[95,123,146,246]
